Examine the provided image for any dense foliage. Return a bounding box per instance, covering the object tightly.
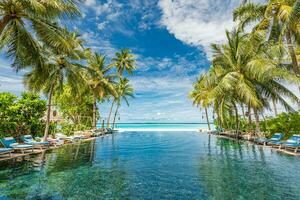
[261,112,300,139]
[190,0,300,137]
[0,1,136,139]
[0,92,51,138]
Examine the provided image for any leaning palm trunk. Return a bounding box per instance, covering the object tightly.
[112,104,120,130]
[106,100,115,128]
[285,30,300,75]
[233,103,239,138]
[204,107,211,131]
[247,105,252,124]
[92,93,97,129]
[241,104,245,119]
[253,108,261,135]
[43,82,55,141]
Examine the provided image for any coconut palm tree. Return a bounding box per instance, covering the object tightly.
[112,78,134,129]
[0,0,81,69]
[191,28,300,136]
[106,49,136,128]
[233,0,300,75]
[83,52,117,129]
[111,49,136,76]
[24,32,85,141]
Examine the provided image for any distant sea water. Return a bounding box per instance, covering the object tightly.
[97,123,215,132]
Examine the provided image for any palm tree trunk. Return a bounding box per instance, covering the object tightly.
[204,107,211,131]
[43,82,55,141]
[253,108,261,135]
[216,111,222,129]
[233,103,239,138]
[0,15,11,36]
[247,105,252,124]
[286,30,300,75]
[272,98,278,116]
[92,93,97,129]
[112,104,120,130]
[106,100,115,128]
[241,104,245,119]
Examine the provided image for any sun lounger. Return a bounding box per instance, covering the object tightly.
[55,133,84,142]
[254,133,283,146]
[0,137,33,154]
[267,133,284,146]
[280,135,300,153]
[0,148,13,157]
[20,135,49,150]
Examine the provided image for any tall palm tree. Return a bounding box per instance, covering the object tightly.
[189,73,214,131]
[0,0,81,69]
[112,78,134,129]
[191,28,300,135]
[233,0,300,75]
[107,49,136,128]
[24,32,85,141]
[111,49,136,76]
[83,52,117,129]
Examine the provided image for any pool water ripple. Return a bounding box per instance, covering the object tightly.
[0,131,299,200]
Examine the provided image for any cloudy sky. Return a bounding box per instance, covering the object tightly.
[0,0,251,122]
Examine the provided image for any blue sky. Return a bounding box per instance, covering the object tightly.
[0,0,251,122]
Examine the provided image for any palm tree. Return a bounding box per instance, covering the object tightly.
[106,49,136,128]
[24,32,85,141]
[233,0,300,75]
[0,0,81,69]
[83,52,117,129]
[111,49,136,76]
[191,28,300,136]
[189,73,215,131]
[112,78,134,129]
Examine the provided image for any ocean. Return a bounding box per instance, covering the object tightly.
[98,123,214,132]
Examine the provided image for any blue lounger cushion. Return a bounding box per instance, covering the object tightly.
[21,135,49,145]
[281,135,300,147]
[267,133,284,144]
[1,137,33,149]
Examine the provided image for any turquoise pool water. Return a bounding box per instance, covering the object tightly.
[0,132,299,200]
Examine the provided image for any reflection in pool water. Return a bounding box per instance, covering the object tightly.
[0,132,299,200]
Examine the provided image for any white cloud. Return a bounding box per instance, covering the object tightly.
[84,0,123,17]
[84,0,96,6]
[157,0,256,57]
[97,21,108,30]
[0,62,25,95]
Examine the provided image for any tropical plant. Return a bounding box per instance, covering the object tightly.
[53,84,94,127]
[0,92,50,138]
[111,49,136,76]
[106,49,136,128]
[190,28,300,136]
[112,78,134,129]
[0,0,81,69]
[83,51,117,129]
[233,0,300,75]
[261,112,300,138]
[24,31,85,141]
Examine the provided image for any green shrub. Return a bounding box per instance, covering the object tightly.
[0,92,48,139]
[261,112,300,139]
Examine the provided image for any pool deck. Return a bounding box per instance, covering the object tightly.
[216,134,300,156]
[0,137,97,163]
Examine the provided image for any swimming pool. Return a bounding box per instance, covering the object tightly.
[0,132,299,200]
